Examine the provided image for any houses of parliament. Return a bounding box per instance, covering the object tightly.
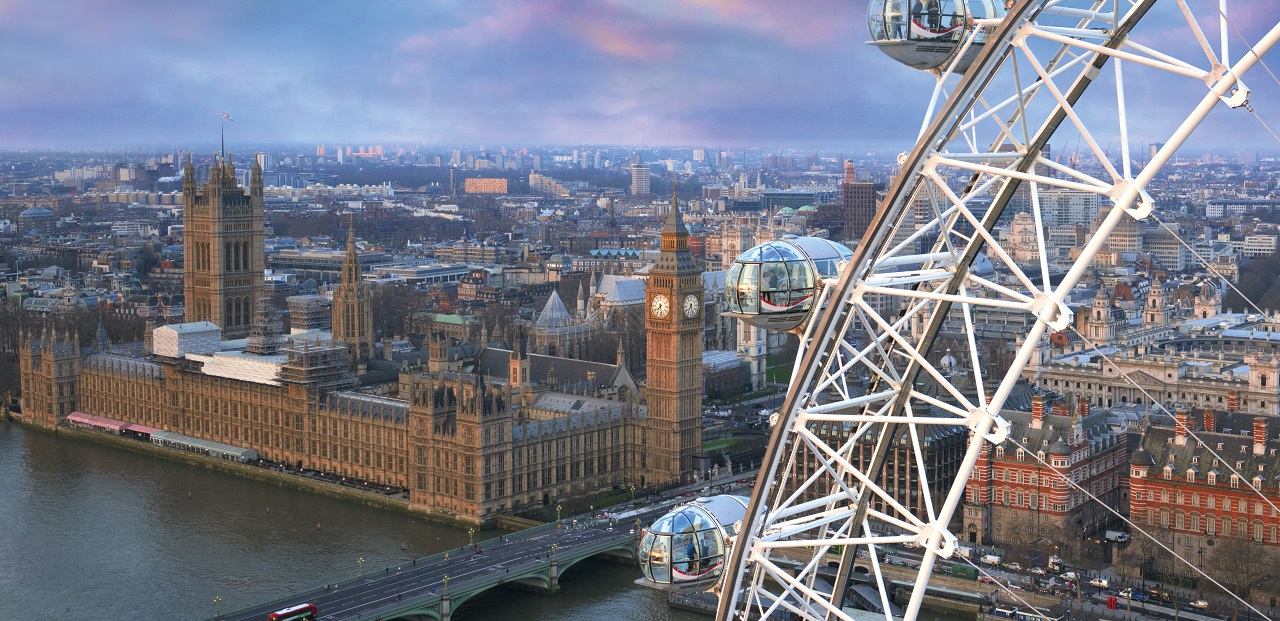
[16,154,705,526]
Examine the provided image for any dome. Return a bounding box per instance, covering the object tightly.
[866,0,1002,72]
[19,207,54,218]
[778,207,796,215]
[797,205,817,213]
[638,495,748,590]
[724,237,853,332]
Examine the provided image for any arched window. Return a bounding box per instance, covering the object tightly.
[242,241,250,271]
[225,242,232,271]
[232,242,241,271]
[1262,374,1269,387]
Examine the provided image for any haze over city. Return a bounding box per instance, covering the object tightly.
[10,2,1280,621]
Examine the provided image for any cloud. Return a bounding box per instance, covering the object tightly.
[0,0,1276,149]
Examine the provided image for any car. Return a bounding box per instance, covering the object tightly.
[1190,600,1210,610]
[1005,562,1022,571]
[1130,592,1149,602]
[1059,571,1078,581]
[1007,583,1024,591]
[979,576,995,584]
[1028,566,1046,575]
[1089,578,1109,588]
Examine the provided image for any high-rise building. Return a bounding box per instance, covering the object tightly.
[645,182,704,481]
[840,160,876,246]
[331,219,373,372]
[182,154,264,340]
[630,164,651,196]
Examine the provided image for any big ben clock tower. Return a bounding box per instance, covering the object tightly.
[645,180,704,484]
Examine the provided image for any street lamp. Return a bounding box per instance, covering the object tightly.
[630,484,636,502]
[556,504,562,522]
[357,557,365,577]
[551,543,558,561]
[468,528,474,547]
[213,596,222,619]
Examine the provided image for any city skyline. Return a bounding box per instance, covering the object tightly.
[4,1,1280,150]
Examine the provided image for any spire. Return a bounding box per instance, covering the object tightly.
[664,176,686,235]
[342,213,359,286]
[96,313,110,353]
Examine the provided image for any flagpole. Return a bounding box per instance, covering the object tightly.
[221,114,225,162]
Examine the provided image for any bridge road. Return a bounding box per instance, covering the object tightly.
[217,509,666,621]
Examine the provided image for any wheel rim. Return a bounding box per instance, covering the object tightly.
[716,2,1280,620]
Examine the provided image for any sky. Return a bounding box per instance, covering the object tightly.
[2,0,1280,152]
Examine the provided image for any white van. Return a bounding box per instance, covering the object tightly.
[979,554,1002,566]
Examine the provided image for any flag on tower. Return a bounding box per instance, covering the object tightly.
[222,112,233,122]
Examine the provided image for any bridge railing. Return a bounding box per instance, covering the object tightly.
[211,521,569,620]
[359,528,643,620]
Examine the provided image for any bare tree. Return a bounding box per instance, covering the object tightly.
[1207,536,1269,620]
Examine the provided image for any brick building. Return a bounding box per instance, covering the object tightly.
[1128,409,1280,574]
[963,393,1128,551]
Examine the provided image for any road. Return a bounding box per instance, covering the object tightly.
[218,511,663,621]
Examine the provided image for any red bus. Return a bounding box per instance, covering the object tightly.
[267,603,317,621]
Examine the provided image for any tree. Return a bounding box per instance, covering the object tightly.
[369,283,431,339]
[1207,536,1269,620]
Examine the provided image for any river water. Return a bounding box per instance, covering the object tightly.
[0,420,973,621]
[0,421,695,621]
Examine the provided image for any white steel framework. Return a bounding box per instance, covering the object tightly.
[717,2,1280,620]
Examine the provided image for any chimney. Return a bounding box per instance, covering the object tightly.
[1228,391,1240,411]
[1031,394,1045,430]
[1175,408,1188,446]
[1077,396,1090,419]
[1204,409,1216,434]
[1254,416,1268,456]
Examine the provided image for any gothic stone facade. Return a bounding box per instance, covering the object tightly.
[18,334,664,526]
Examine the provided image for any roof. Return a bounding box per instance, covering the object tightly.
[150,430,259,460]
[1138,411,1280,482]
[162,321,222,334]
[476,347,633,393]
[596,275,645,304]
[535,291,574,328]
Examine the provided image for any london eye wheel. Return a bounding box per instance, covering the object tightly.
[717,1,1280,620]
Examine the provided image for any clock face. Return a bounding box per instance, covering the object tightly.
[651,294,670,318]
[683,294,700,318]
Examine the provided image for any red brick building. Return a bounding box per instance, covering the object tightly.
[963,394,1128,553]
[1128,409,1280,574]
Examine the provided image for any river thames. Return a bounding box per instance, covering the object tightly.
[0,421,698,621]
